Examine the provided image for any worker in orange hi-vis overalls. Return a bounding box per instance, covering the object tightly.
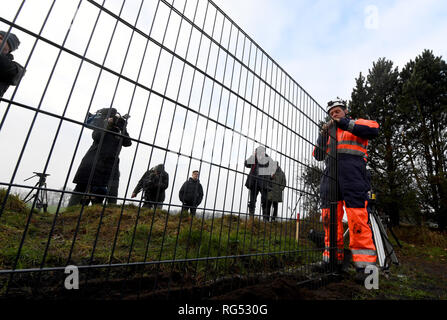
[313,100,379,282]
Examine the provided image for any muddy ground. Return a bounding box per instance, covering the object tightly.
[210,242,447,300]
[2,230,446,302]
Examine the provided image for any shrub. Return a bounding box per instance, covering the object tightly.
[393,225,447,247]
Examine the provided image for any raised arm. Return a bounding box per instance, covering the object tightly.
[337,118,379,140]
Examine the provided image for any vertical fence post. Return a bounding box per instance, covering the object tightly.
[328,122,338,271]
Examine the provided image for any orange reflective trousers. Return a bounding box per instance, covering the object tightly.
[322,200,377,269]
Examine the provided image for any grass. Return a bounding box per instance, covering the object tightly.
[392,224,447,247]
[0,192,318,286]
[350,225,447,300]
[4,190,445,300]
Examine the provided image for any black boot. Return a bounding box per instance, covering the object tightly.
[340,249,352,273]
[354,268,368,284]
[311,261,330,273]
[263,212,270,222]
[248,205,255,216]
[312,261,346,274]
[262,206,270,222]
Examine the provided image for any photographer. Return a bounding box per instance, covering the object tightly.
[132,164,169,209]
[0,30,25,98]
[68,108,132,206]
[245,146,276,220]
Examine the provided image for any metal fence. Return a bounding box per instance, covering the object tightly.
[0,0,332,299]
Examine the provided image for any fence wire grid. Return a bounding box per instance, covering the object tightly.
[0,0,334,299]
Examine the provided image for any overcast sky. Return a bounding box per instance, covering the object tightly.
[1,0,446,219]
[1,0,320,218]
[213,0,447,104]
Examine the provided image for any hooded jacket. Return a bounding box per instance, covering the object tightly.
[133,164,169,201]
[267,166,287,202]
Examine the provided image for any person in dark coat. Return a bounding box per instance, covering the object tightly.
[266,162,286,222]
[106,176,120,205]
[245,146,277,220]
[0,31,25,98]
[179,170,203,216]
[132,164,169,209]
[68,108,132,206]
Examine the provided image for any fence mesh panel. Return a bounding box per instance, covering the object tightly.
[0,0,332,299]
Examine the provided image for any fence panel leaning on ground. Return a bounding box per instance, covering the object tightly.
[0,0,334,299]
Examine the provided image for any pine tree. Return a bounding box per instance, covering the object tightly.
[350,58,410,226]
[399,50,447,231]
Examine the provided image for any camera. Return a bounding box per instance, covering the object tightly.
[85,108,130,131]
[111,113,130,131]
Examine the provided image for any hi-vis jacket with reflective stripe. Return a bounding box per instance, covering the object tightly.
[313,117,379,208]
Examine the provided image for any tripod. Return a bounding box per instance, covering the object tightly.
[288,193,303,219]
[367,192,401,270]
[23,172,50,212]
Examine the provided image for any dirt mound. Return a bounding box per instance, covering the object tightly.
[0,189,27,214]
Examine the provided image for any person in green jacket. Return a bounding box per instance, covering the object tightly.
[266,162,286,222]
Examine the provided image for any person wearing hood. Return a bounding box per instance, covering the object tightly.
[179,170,203,216]
[132,163,169,209]
[245,146,277,220]
[0,30,25,98]
[266,162,286,222]
[68,108,132,206]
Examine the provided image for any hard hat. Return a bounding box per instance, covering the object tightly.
[327,100,347,114]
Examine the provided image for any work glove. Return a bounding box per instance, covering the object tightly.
[320,120,334,135]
